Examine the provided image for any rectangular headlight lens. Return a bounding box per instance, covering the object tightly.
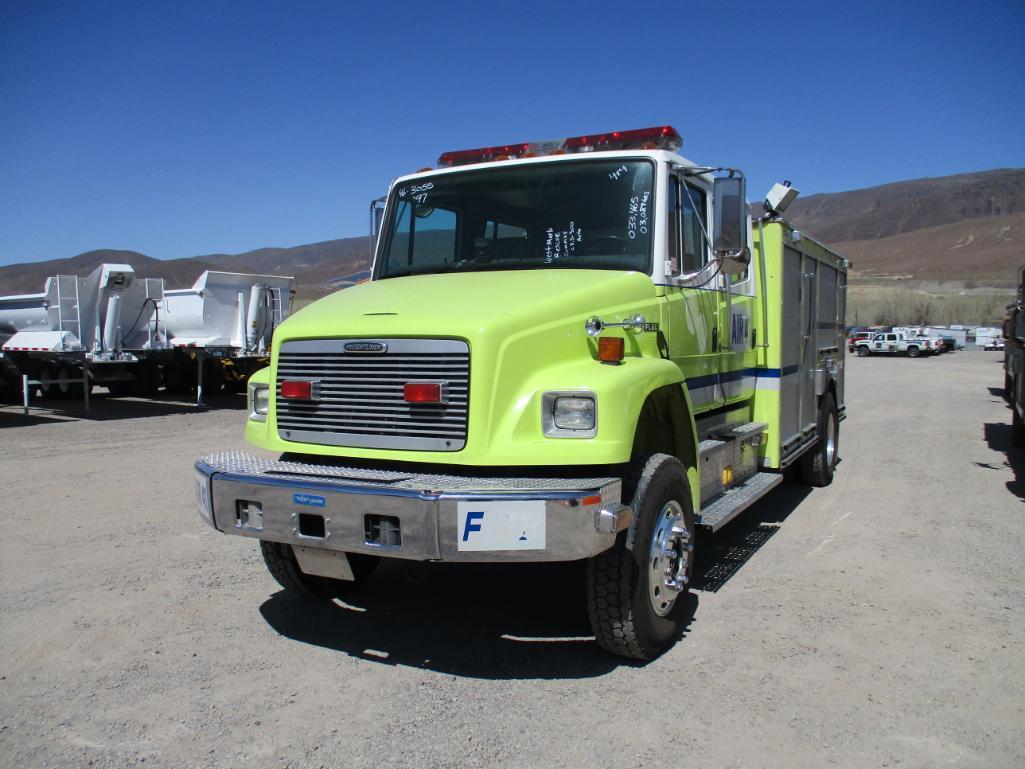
[553,396,596,430]
[248,382,269,421]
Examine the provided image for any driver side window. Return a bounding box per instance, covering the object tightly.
[666,176,709,276]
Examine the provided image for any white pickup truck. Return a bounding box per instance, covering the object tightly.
[854,332,942,358]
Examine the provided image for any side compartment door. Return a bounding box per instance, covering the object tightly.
[801,256,818,433]
[780,246,803,446]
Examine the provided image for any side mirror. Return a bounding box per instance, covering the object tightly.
[369,196,387,254]
[713,175,750,274]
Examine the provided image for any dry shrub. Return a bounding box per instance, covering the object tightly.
[847,286,1013,326]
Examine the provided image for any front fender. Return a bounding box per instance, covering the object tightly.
[495,355,688,466]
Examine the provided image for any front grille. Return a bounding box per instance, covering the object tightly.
[275,338,469,451]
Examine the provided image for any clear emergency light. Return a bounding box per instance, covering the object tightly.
[437,126,683,167]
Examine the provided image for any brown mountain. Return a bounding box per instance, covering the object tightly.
[785,168,1025,242]
[0,240,372,298]
[834,211,1025,285]
[3,168,1023,297]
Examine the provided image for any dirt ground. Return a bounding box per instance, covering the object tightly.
[1,352,1023,769]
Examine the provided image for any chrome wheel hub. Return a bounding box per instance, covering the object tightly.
[825,413,837,466]
[647,500,691,617]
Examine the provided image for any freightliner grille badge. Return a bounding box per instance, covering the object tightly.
[343,341,388,353]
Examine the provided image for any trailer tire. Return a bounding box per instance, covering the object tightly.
[202,359,225,395]
[907,346,920,358]
[260,541,379,598]
[162,364,192,394]
[800,392,839,486]
[857,345,870,357]
[587,453,694,660]
[39,362,59,399]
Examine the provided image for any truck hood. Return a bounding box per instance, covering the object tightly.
[279,269,658,341]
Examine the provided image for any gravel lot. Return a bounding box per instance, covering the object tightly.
[2,351,1024,769]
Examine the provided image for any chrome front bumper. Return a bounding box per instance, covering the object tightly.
[194,450,631,562]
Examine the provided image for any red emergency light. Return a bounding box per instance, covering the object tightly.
[403,382,443,403]
[437,126,682,167]
[280,380,313,400]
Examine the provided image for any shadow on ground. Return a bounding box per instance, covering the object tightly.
[691,481,812,591]
[260,482,812,678]
[0,390,244,425]
[983,418,1025,501]
[260,560,667,679]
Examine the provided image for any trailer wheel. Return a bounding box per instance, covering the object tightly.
[260,541,379,598]
[38,362,59,399]
[587,453,694,660]
[907,346,920,358]
[800,392,839,486]
[857,345,870,357]
[202,358,225,395]
[162,364,191,394]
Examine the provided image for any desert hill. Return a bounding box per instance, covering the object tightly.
[785,168,1025,242]
[1,168,1023,297]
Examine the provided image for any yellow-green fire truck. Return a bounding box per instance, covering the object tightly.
[194,126,848,660]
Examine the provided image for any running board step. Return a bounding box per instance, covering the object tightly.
[697,472,784,532]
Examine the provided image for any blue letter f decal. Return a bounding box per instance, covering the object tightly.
[462,511,484,542]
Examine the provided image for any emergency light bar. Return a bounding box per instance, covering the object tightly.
[437,126,682,167]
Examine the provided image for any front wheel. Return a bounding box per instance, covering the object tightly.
[587,454,695,660]
[260,541,379,598]
[857,345,870,357]
[800,392,839,486]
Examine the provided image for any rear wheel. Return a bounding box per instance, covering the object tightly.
[260,541,379,598]
[587,454,695,660]
[800,392,839,486]
[907,346,920,358]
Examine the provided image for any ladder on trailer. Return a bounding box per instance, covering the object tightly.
[55,275,81,350]
[143,278,166,349]
[268,288,284,331]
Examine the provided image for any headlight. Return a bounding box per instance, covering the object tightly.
[543,391,597,438]
[248,382,269,421]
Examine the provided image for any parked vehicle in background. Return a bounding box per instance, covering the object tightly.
[854,332,940,358]
[0,264,294,405]
[847,331,872,352]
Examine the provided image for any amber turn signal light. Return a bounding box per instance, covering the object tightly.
[598,336,624,362]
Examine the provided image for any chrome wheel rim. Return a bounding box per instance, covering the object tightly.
[825,412,838,466]
[647,500,691,617]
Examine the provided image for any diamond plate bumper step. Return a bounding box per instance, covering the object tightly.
[696,472,784,532]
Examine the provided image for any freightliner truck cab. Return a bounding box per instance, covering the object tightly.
[194,126,848,659]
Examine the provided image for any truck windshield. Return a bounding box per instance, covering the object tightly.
[377,159,654,279]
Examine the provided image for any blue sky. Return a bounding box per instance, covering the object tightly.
[1,0,1023,266]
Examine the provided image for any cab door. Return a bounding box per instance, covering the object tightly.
[660,173,722,413]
